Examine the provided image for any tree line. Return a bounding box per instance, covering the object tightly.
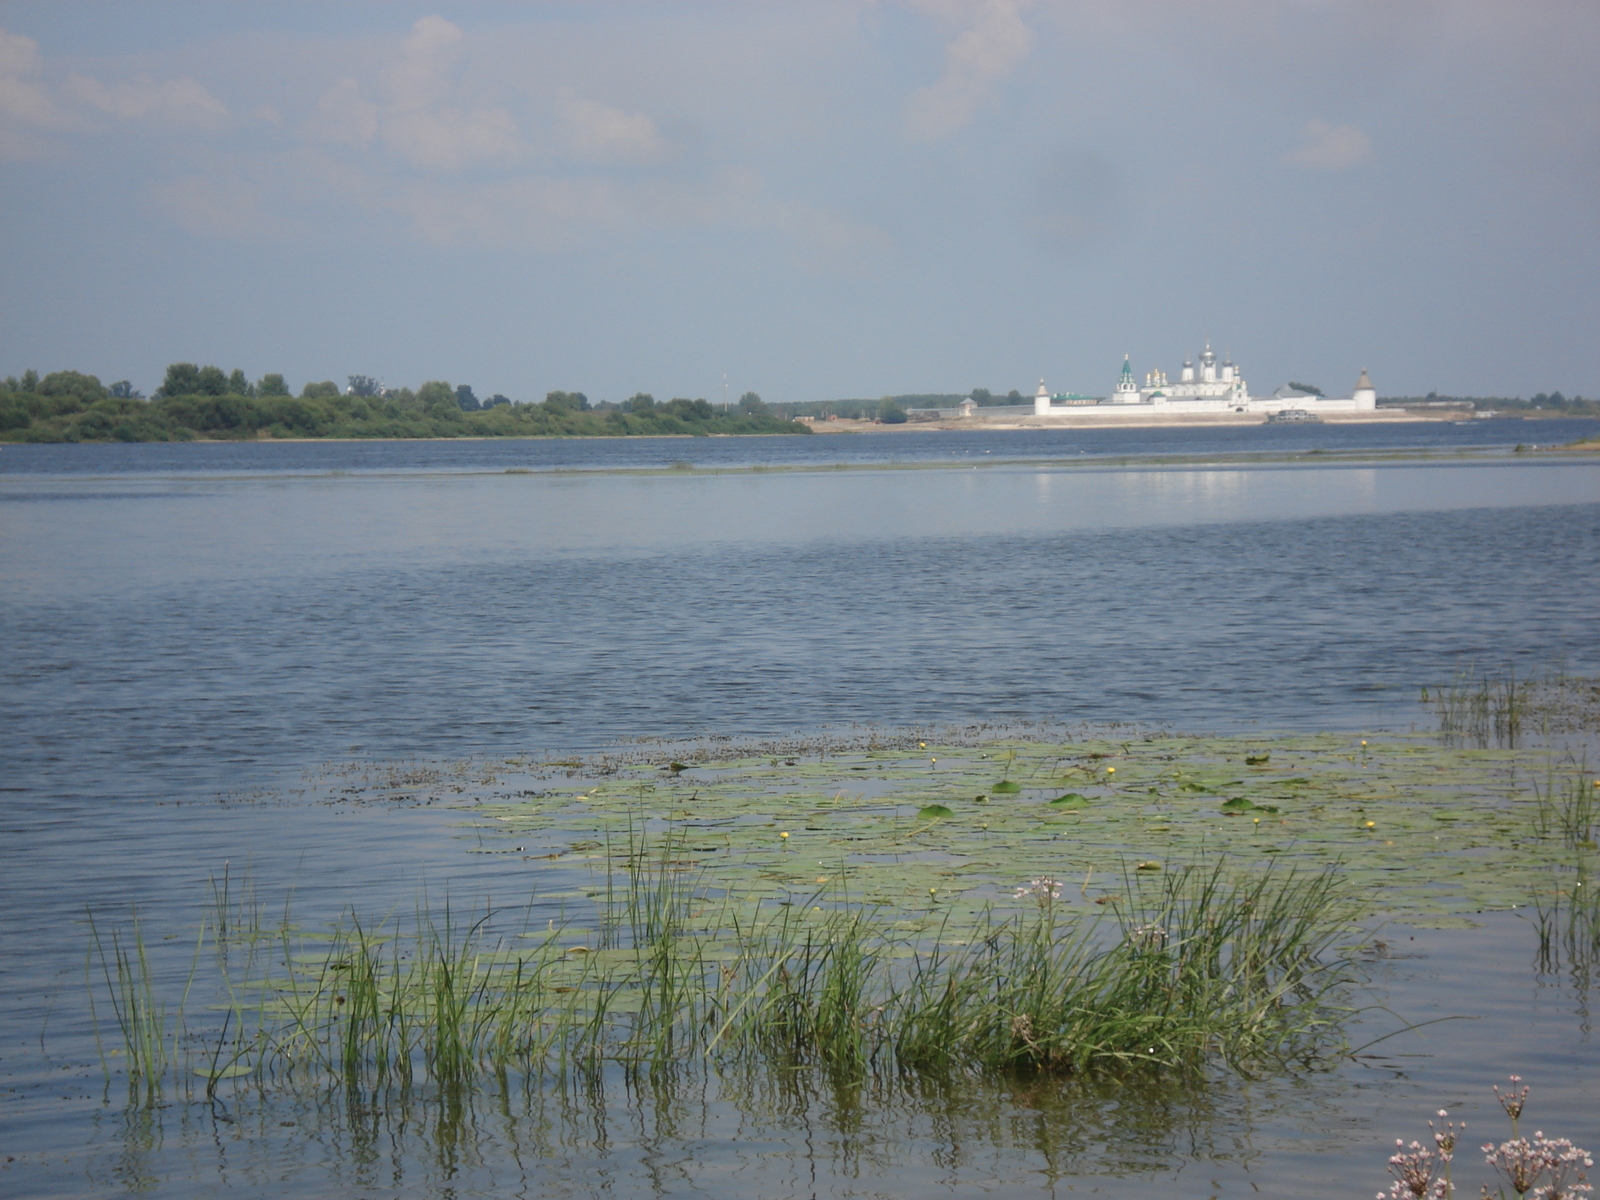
[0,365,809,442]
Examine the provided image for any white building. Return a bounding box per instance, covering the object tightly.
[1034,344,1377,417]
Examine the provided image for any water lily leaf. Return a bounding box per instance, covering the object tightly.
[1220,797,1256,813]
[917,804,955,819]
[1245,753,1271,765]
[1178,782,1213,793]
[1048,793,1090,809]
[992,781,1021,794]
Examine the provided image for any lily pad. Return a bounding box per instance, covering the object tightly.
[992,781,1021,795]
[1048,793,1091,809]
[917,804,955,820]
[1245,753,1271,766]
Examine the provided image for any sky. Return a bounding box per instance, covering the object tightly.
[1,0,1597,404]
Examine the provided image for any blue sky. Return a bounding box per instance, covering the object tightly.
[2,1,1596,403]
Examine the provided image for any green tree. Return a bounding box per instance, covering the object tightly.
[258,373,290,397]
[196,366,228,396]
[543,390,589,413]
[456,383,479,411]
[417,380,462,419]
[738,391,767,415]
[622,392,655,413]
[663,398,714,421]
[228,368,250,396]
[301,380,340,400]
[969,388,993,405]
[878,397,907,424]
[38,371,108,406]
[162,363,202,396]
[108,380,143,399]
[347,375,381,398]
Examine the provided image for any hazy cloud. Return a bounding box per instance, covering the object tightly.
[150,175,294,239]
[307,78,379,147]
[380,16,523,171]
[314,157,889,276]
[1282,120,1371,170]
[1031,148,1125,252]
[558,94,670,164]
[66,72,228,128]
[0,26,70,157]
[904,0,1033,141]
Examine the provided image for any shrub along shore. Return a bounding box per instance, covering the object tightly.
[0,366,808,442]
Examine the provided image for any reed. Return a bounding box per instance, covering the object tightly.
[1531,759,1598,850]
[1429,664,1527,748]
[87,909,205,1104]
[1427,665,1600,749]
[888,862,1359,1077]
[89,848,1366,1102]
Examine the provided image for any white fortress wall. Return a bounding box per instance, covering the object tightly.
[1029,354,1377,418]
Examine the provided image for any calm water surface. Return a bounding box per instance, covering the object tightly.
[2,430,1597,1197]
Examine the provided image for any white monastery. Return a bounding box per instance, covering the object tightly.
[1031,343,1377,417]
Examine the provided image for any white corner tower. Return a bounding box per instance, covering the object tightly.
[1353,368,1376,410]
[1034,379,1051,416]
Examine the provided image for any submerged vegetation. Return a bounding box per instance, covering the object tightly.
[1425,667,1600,750]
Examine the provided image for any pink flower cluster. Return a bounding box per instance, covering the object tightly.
[1378,1079,1593,1200]
[1482,1133,1594,1200]
[1379,1139,1451,1199]
[1013,877,1062,901]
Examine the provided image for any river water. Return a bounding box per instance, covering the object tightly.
[2,423,1598,1197]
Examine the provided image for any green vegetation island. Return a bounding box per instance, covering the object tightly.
[0,365,809,443]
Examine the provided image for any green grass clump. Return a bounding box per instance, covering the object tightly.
[91,851,1364,1105]
[888,863,1358,1076]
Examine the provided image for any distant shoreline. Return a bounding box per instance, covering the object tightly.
[803,410,1580,434]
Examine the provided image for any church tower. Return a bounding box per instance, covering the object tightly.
[1113,356,1141,404]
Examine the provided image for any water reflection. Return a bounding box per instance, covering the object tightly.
[90,1061,1354,1198]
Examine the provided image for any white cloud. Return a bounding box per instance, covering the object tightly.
[0,26,70,157]
[379,16,523,171]
[904,0,1034,141]
[66,72,229,128]
[306,78,378,147]
[1282,119,1371,170]
[558,94,670,164]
